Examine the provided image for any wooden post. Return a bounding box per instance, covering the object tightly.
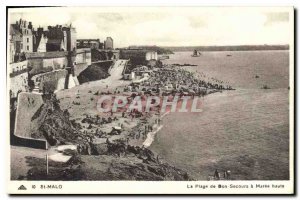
[46,154,49,175]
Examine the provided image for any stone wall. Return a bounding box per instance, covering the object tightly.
[74,48,92,76]
[31,69,68,93]
[9,60,28,74]
[26,52,68,76]
[9,61,29,98]
[43,56,67,70]
[76,48,91,65]
[13,92,48,149]
[67,74,77,88]
[10,72,28,98]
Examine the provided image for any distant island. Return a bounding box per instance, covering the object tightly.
[163,45,289,52]
[127,45,174,54]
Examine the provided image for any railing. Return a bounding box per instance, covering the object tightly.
[91,60,113,64]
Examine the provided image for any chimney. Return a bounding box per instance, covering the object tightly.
[28,22,32,29]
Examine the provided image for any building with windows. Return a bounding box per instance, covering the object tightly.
[19,20,34,53]
[9,19,34,63]
[9,26,21,63]
[10,19,77,63]
[77,39,101,49]
[104,37,113,49]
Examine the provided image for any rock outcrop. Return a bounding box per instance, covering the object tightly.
[31,93,78,146]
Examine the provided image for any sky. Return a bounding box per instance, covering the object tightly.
[9,7,292,48]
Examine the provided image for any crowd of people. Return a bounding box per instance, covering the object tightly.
[68,64,234,157]
[130,66,233,96]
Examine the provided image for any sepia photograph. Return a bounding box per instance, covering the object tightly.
[6,6,294,194]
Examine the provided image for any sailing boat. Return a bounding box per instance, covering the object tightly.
[191,49,201,57]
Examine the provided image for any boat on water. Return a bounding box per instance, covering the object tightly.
[191,50,201,57]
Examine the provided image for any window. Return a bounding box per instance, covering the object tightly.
[27,38,29,43]
[27,46,29,51]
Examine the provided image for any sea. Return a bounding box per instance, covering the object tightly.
[150,50,290,180]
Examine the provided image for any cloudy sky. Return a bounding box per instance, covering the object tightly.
[9,7,292,48]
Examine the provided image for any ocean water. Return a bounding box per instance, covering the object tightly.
[150,51,290,180]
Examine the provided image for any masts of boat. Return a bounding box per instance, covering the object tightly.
[191,49,201,57]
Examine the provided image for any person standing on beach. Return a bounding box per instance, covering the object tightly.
[226,170,231,180]
[223,171,227,179]
[214,169,220,180]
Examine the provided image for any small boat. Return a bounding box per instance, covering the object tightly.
[191,50,201,57]
[226,54,232,57]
